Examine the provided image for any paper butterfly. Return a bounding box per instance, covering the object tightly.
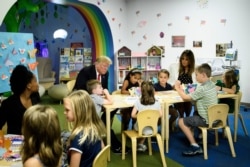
[27,39,33,45]
[12,48,18,55]
[28,49,37,58]
[8,39,14,45]
[28,62,38,71]
[20,58,26,64]
[1,74,8,80]
[1,43,7,49]
[19,48,25,54]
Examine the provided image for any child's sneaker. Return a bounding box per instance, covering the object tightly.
[182,145,203,156]
[137,144,147,152]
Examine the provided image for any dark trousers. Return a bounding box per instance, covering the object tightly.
[101,108,121,150]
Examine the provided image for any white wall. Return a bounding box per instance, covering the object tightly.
[1,0,249,103]
[0,0,16,26]
[121,0,250,103]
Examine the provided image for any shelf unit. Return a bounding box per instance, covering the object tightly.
[59,48,92,82]
[115,46,164,89]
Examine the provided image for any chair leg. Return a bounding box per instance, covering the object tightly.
[215,129,219,146]
[131,138,137,167]
[122,132,126,160]
[147,137,152,155]
[239,114,248,136]
[201,129,208,160]
[225,127,236,157]
[156,134,167,167]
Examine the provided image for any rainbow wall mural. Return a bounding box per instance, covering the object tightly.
[46,0,115,91]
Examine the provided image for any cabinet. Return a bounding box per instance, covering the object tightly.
[116,46,164,89]
[59,48,92,82]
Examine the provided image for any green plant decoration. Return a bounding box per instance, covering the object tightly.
[3,0,47,32]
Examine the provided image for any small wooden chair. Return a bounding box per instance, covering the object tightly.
[92,145,110,167]
[198,104,236,160]
[121,110,166,167]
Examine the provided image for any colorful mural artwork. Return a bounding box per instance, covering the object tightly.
[0,32,38,93]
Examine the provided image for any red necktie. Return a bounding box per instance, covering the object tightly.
[98,74,101,81]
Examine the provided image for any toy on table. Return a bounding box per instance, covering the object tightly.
[182,83,197,94]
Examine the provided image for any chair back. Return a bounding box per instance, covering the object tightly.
[137,110,160,136]
[207,104,229,129]
[66,79,76,93]
[92,145,110,167]
[112,89,121,95]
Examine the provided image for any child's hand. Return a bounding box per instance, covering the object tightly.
[216,86,221,91]
[103,89,110,95]
[174,80,181,90]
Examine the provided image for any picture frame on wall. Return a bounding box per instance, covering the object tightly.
[172,36,185,47]
[216,43,231,57]
[193,41,202,47]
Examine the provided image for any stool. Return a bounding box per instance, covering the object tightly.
[48,84,69,101]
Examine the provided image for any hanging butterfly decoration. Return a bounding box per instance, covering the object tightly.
[28,49,37,58]
[8,39,14,45]
[1,43,7,49]
[27,39,33,45]
[19,48,26,55]
[20,57,26,64]
[4,54,14,66]
[12,48,18,55]
[28,62,39,71]
[1,74,8,80]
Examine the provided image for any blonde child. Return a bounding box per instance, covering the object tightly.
[131,81,162,152]
[86,80,129,154]
[215,69,240,113]
[63,90,106,167]
[154,69,179,132]
[120,68,142,130]
[21,104,62,167]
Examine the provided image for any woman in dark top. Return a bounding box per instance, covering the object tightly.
[0,65,40,134]
[175,50,195,118]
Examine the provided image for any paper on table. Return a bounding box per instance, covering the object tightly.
[124,96,138,105]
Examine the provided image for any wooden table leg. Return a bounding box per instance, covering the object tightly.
[233,96,239,142]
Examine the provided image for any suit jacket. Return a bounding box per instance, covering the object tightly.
[74,65,109,91]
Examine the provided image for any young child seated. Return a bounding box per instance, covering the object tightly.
[175,63,217,156]
[215,69,240,113]
[120,68,142,130]
[131,81,162,152]
[87,79,129,154]
[153,69,179,132]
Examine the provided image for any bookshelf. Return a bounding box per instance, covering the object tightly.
[116,46,163,89]
[59,48,92,82]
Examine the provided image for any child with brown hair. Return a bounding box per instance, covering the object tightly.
[154,69,179,132]
[215,69,240,113]
[175,63,217,156]
[131,81,162,152]
[21,104,62,167]
[120,68,142,130]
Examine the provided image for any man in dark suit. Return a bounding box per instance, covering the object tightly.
[74,56,129,154]
[74,56,112,90]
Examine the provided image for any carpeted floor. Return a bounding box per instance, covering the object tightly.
[42,95,250,167]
